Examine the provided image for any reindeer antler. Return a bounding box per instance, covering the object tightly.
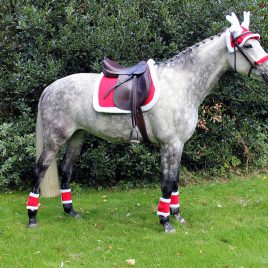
[226,12,240,28]
[225,11,260,53]
[241,11,250,30]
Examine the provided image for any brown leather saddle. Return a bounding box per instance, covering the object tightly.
[103,58,151,143]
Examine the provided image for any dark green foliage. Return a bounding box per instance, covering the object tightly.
[0,115,35,189]
[0,0,268,190]
[75,141,160,188]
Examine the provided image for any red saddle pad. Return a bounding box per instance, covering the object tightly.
[93,59,160,113]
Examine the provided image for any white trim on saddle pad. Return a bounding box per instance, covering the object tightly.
[93,59,160,113]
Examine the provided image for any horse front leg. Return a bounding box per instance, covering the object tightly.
[170,171,187,224]
[157,140,184,233]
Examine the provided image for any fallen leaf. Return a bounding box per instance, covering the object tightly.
[200,200,207,206]
[126,259,136,266]
[70,253,82,259]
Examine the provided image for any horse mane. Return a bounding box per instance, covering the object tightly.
[157,32,225,65]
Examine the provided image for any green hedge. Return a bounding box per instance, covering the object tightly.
[0,0,268,190]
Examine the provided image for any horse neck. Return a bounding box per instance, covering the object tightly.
[159,33,229,107]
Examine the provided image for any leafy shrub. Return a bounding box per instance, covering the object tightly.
[74,139,160,188]
[0,115,35,190]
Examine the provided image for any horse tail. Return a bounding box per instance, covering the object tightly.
[36,95,60,198]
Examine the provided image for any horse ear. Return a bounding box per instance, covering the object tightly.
[241,11,250,30]
[226,12,240,27]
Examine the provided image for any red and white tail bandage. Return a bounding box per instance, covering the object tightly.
[26,192,39,211]
[60,189,72,204]
[157,197,170,217]
[170,191,180,209]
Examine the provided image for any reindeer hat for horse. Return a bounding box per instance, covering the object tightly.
[226,11,268,77]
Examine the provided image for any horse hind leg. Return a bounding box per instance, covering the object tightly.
[27,124,76,227]
[27,145,60,227]
[60,130,85,218]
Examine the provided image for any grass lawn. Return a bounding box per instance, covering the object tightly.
[0,175,268,268]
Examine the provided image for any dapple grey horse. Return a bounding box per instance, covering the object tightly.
[26,12,268,232]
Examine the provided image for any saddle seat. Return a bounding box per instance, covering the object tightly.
[103,58,147,76]
[102,58,151,142]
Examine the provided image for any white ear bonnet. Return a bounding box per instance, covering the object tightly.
[226,11,260,52]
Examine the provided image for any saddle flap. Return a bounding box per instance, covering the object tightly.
[113,75,132,110]
[113,69,151,111]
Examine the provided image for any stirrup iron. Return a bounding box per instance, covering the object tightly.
[130,126,140,144]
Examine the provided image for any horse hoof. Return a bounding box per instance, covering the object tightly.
[163,222,176,233]
[67,209,80,218]
[174,213,187,224]
[27,222,38,228]
[74,213,80,219]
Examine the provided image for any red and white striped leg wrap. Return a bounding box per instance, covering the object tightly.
[157,197,171,217]
[26,192,39,211]
[170,191,180,209]
[60,189,72,204]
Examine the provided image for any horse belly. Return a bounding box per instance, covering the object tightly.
[63,74,135,142]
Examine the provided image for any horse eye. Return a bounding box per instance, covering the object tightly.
[244,44,253,49]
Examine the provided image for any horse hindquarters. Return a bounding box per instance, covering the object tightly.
[26,103,79,227]
[36,109,61,198]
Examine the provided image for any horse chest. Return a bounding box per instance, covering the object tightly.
[148,101,198,144]
[174,109,198,142]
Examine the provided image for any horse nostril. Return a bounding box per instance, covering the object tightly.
[262,73,268,84]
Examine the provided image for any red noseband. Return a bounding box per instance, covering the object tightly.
[232,32,268,77]
[255,55,268,65]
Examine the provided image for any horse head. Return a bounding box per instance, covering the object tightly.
[225,11,268,84]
